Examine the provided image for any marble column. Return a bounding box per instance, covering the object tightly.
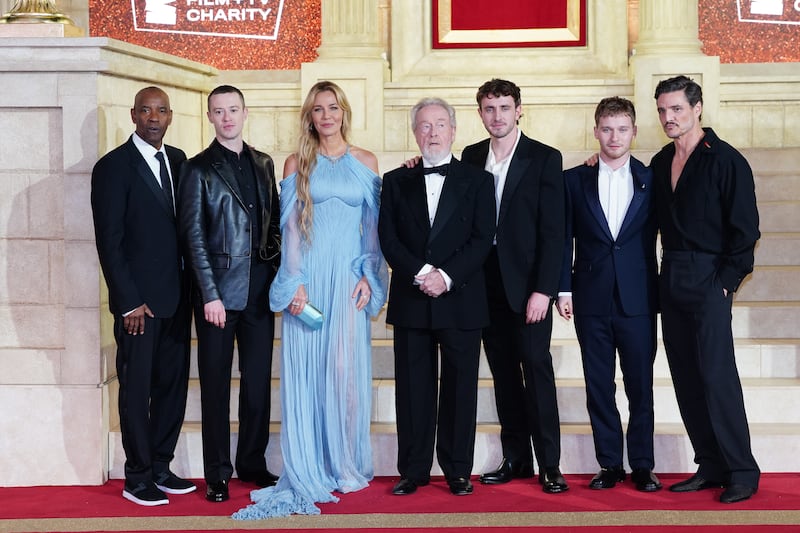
[302,0,388,152]
[630,0,719,148]
[632,0,702,57]
[316,0,385,60]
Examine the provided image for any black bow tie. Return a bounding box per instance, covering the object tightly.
[423,164,449,176]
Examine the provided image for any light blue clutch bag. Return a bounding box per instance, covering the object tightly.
[296,302,323,330]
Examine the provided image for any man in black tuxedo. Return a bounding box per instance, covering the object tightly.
[379,97,495,497]
[91,86,194,506]
[556,97,661,492]
[178,85,281,503]
[461,79,568,493]
[652,75,760,504]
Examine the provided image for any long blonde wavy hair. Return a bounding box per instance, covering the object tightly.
[295,81,353,243]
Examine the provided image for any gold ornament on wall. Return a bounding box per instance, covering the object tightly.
[0,0,75,24]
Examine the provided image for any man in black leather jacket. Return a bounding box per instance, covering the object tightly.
[178,85,281,503]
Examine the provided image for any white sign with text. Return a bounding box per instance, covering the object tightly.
[132,0,285,39]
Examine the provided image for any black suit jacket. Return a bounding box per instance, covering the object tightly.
[462,133,565,313]
[378,158,495,330]
[178,139,281,311]
[91,136,186,317]
[559,157,658,316]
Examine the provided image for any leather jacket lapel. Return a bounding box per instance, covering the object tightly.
[209,144,246,210]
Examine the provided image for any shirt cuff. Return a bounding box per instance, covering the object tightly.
[414,263,434,285]
[438,269,453,291]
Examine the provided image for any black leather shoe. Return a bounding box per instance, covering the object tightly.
[447,477,473,496]
[479,458,535,485]
[205,480,229,502]
[589,466,625,489]
[720,484,757,503]
[669,474,725,493]
[539,467,569,494]
[392,477,428,495]
[631,469,662,492]
[238,469,279,488]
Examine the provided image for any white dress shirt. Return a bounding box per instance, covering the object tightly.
[559,156,634,299]
[598,157,634,240]
[131,132,174,197]
[124,133,175,316]
[485,128,521,225]
[416,154,454,290]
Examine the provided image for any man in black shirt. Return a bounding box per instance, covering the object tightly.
[178,85,281,503]
[651,75,760,504]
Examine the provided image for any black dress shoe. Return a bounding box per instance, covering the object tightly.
[392,477,428,495]
[631,469,662,492]
[479,458,535,485]
[238,469,279,488]
[669,474,725,493]
[539,467,569,494]
[589,466,625,489]
[206,480,229,502]
[720,484,757,503]
[447,477,473,496]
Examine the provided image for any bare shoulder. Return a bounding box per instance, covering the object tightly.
[350,146,379,174]
[283,153,298,179]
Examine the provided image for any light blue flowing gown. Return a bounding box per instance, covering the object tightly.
[232,149,388,519]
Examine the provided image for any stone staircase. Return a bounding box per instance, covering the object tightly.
[109,148,800,479]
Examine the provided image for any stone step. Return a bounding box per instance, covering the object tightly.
[378,304,800,340]
[108,420,800,479]
[754,173,800,202]
[189,338,800,382]
[754,234,800,266]
[177,375,800,426]
[550,304,800,340]
[759,201,800,233]
[741,147,800,176]
[735,266,800,302]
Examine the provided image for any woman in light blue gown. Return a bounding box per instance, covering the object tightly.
[233,81,387,520]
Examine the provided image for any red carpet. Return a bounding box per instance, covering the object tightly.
[1,474,798,532]
[1,474,800,519]
[64,529,800,533]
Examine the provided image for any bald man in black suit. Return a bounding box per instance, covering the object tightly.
[92,86,194,506]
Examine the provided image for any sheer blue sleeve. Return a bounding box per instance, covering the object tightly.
[351,173,388,317]
[269,175,307,312]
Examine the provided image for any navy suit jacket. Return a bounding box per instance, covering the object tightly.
[91,136,187,318]
[559,156,658,317]
[378,157,495,330]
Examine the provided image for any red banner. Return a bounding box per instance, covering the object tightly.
[433,0,586,49]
